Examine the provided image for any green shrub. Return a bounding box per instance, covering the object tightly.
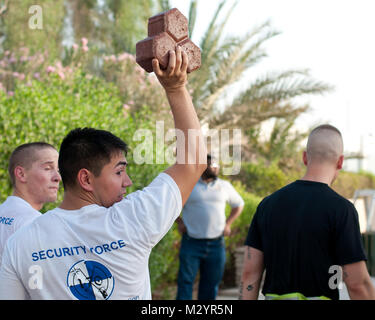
[332,170,375,199]
[0,71,167,205]
[236,161,293,198]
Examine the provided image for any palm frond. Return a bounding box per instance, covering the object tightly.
[156,0,171,12]
[188,0,197,38]
[233,69,333,107]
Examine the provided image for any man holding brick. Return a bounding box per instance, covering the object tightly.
[0,47,207,300]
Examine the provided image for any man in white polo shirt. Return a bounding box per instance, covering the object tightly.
[0,47,207,300]
[0,142,61,265]
[176,154,244,300]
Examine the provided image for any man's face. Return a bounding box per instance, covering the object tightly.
[25,148,61,205]
[91,152,133,208]
[202,158,219,179]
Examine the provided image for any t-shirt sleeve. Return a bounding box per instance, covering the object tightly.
[113,172,182,248]
[225,182,245,208]
[0,241,28,300]
[244,204,263,251]
[334,201,367,266]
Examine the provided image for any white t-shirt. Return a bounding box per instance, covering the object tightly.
[182,178,244,239]
[0,196,41,265]
[0,173,181,300]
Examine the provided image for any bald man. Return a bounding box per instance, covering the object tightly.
[240,124,375,300]
[0,142,61,265]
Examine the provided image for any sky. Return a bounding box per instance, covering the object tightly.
[170,0,375,173]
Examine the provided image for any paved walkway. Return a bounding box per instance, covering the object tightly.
[217,277,375,300]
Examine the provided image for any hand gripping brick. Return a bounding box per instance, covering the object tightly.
[136,8,201,73]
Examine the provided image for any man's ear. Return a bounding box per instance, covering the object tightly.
[14,166,27,183]
[302,151,308,166]
[77,168,94,192]
[337,155,344,170]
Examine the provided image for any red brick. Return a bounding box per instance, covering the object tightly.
[148,8,188,42]
[136,32,176,73]
[136,8,201,74]
[178,38,201,73]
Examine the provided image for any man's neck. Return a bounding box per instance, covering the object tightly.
[59,189,96,210]
[12,189,43,211]
[301,167,335,186]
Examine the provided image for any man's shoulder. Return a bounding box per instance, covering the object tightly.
[215,178,234,188]
[262,181,297,200]
[0,197,40,233]
[128,172,181,200]
[5,209,57,253]
[261,180,355,213]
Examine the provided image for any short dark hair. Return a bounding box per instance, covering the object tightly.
[58,128,128,189]
[8,142,57,187]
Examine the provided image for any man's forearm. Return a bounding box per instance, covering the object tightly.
[348,278,375,300]
[239,278,261,300]
[239,246,264,300]
[165,86,205,165]
[226,206,243,227]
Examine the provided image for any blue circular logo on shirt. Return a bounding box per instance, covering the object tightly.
[67,260,114,300]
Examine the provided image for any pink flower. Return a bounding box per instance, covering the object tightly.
[82,45,89,52]
[123,104,130,110]
[18,73,25,81]
[34,72,40,79]
[57,71,65,80]
[118,53,134,61]
[81,37,88,46]
[117,54,126,62]
[72,43,79,51]
[7,91,14,96]
[128,100,134,105]
[136,66,145,76]
[46,66,55,73]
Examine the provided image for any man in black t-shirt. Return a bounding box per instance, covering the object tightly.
[240,124,375,300]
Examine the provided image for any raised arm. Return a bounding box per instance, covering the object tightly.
[153,47,207,206]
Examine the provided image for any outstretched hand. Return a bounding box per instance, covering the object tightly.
[152,46,188,93]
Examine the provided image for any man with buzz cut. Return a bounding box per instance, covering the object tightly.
[0,142,61,266]
[240,124,375,300]
[0,47,207,300]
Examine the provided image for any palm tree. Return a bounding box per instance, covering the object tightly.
[159,0,332,162]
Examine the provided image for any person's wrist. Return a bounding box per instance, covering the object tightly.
[164,84,187,95]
